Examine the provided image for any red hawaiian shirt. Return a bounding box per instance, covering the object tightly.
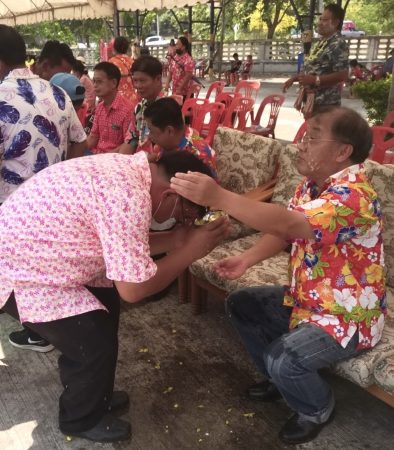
[285,164,386,351]
[170,53,195,96]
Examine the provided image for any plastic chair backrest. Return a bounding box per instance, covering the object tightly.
[370,126,394,163]
[293,121,308,144]
[252,94,285,138]
[222,96,255,131]
[234,80,260,100]
[181,98,210,129]
[383,110,394,128]
[198,102,226,146]
[185,83,201,100]
[205,81,226,101]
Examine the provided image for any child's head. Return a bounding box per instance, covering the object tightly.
[50,72,85,111]
[233,53,239,60]
[93,61,121,99]
[247,54,253,61]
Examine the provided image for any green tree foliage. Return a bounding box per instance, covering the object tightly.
[353,77,392,124]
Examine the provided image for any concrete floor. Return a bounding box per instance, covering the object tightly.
[1,287,393,450]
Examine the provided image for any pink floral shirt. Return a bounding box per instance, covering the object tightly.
[170,53,195,96]
[0,152,157,323]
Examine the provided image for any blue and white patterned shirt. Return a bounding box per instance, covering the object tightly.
[0,68,86,202]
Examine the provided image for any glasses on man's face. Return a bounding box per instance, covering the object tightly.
[297,135,338,147]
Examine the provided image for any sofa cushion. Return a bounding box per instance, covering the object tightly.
[190,233,289,293]
[270,144,303,207]
[364,161,394,287]
[213,127,282,194]
[333,286,394,389]
[213,127,283,239]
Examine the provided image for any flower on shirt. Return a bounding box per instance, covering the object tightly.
[327,185,351,196]
[340,323,357,347]
[359,286,378,310]
[309,289,319,300]
[365,263,383,284]
[311,314,339,326]
[367,252,378,263]
[333,325,344,337]
[352,222,380,248]
[336,226,357,244]
[333,288,357,312]
[371,314,384,347]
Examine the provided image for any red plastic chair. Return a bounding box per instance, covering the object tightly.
[205,81,226,101]
[182,98,210,127]
[198,102,226,146]
[222,96,255,131]
[185,83,201,101]
[293,121,308,144]
[234,80,260,100]
[370,126,394,164]
[383,110,394,128]
[245,94,285,139]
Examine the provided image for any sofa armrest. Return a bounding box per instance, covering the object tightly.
[242,178,277,202]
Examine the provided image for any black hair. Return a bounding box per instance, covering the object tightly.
[94,61,121,87]
[72,99,84,109]
[73,60,87,76]
[325,4,345,30]
[131,55,162,77]
[157,150,213,180]
[314,106,372,164]
[114,36,130,54]
[144,97,184,131]
[178,36,191,55]
[233,53,239,58]
[170,39,175,46]
[38,40,76,67]
[349,59,359,67]
[0,25,26,66]
[140,47,150,56]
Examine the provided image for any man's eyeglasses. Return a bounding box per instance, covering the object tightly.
[297,135,339,146]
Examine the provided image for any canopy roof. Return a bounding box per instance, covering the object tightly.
[0,1,210,26]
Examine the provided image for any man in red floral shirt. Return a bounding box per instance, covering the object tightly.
[170,106,385,445]
[164,36,195,99]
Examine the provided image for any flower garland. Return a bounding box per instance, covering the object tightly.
[305,39,330,63]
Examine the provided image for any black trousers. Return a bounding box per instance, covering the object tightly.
[2,287,120,433]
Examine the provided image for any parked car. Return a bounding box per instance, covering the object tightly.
[341,20,365,38]
[145,35,170,46]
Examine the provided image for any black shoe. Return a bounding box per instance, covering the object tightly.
[246,380,282,402]
[65,415,131,443]
[107,390,129,414]
[279,411,335,445]
[9,329,54,353]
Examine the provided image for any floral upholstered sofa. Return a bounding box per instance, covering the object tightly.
[188,127,394,407]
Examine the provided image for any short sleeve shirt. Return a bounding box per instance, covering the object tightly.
[285,164,385,350]
[0,152,156,323]
[0,68,86,203]
[171,53,196,96]
[305,32,349,106]
[90,93,134,153]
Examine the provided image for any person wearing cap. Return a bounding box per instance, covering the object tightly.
[0,26,87,353]
[72,60,96,112]
[51,72,86,111]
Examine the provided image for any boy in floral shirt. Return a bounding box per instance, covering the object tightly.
[170,106,385,445]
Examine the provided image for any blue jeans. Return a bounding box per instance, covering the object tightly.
[226,286,360,423]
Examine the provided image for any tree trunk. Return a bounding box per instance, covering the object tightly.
[388,66,394,112]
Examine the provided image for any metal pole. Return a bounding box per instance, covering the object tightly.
[208,0,215,79]
[218,0,226,79]
[113,0,119,37]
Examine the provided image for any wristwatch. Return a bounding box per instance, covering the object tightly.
[315,75,321,87]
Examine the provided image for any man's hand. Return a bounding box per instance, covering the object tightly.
[283,76,297,93]
[170,172,223,209]
[214,255,249,280]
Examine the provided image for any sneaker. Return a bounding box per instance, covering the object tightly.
[9,329,55,353]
